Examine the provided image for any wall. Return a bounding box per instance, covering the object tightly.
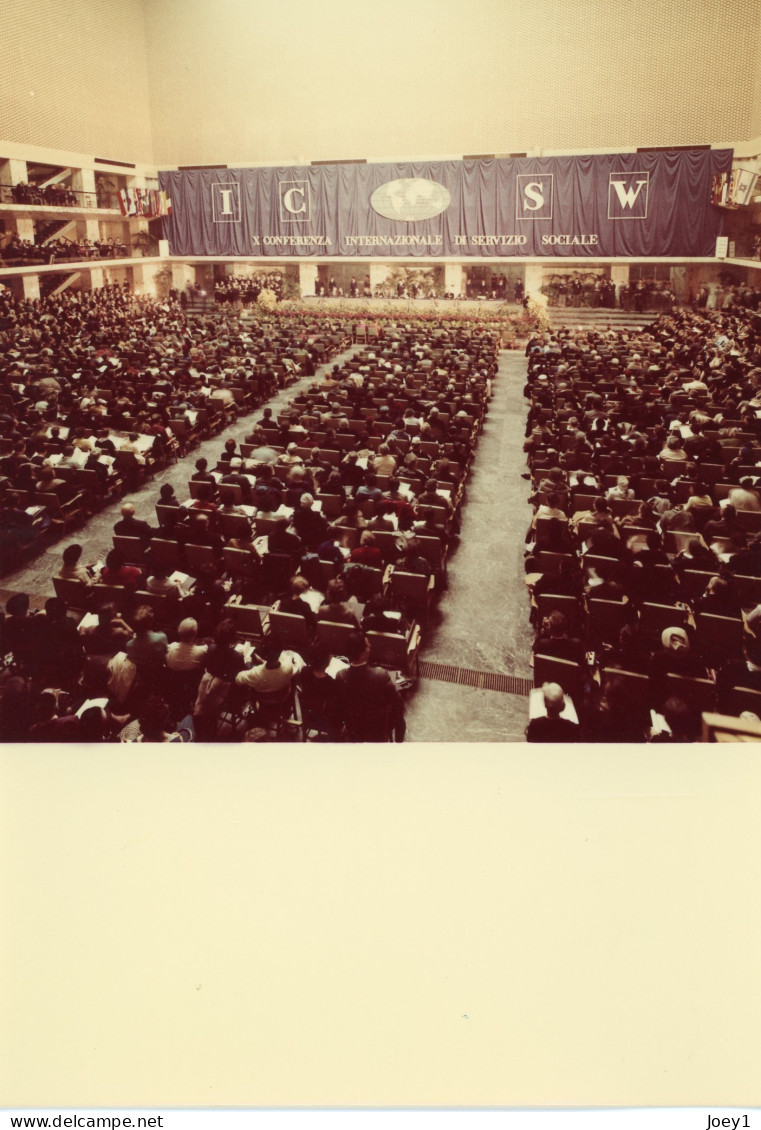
[146,0,761,168]
[1,0,153,165]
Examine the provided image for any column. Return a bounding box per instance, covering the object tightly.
[20,275,40,302]
[172,262,195,291]
[445,264,463,296]
[0,158,28,200]
[610,263,629,307]
[299,262,318,297]
[131,263,160,297]
[11,217,35,242]
[369,263,388,293]
[70,167,96,208]
[81,268,104,291]
[524,263,543,298]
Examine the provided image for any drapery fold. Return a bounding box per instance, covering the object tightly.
[159,150,732,259]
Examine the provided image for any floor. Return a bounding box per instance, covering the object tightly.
[2,343,534,742]
[405,350,533,742]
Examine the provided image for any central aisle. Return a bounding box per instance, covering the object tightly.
[405,349,534,743]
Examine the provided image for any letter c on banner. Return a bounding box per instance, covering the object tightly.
[523,182,545,211]
[283,188,306,215]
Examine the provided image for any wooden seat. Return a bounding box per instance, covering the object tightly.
[223,546,258,578]
[726,685,761,718]
[367,625,421,677]
[638,602,689,642]
[678,569,718,602]
[267,610,311,648]
[91,583,127,608]
[313,619,357,655]
[535,551,576,577]
[113,534,146,564]
[601,667,651,720]
[533,653,584,701]
[694,613,745,666]
[219,512,252,540]
[664,673,717,713]
[52,576,90,611]
[587,597,630,644]
[729,573,761,610]
[223,601,268,638]
[184,543,219,573]
[385,567,435,614]
[535,592,586,634]
[148,538,182,571]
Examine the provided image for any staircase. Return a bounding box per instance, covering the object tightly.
[547,306,669,331]
[185,294,214,317]
[35,217,73,244]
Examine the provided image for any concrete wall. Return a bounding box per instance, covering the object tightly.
[1,0,153,164]
[145,0,761,167]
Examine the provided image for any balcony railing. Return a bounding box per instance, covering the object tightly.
[0,183,121,209]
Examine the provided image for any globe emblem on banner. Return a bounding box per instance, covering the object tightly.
[370,177,451,222]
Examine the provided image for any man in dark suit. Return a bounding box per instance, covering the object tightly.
[113,502,155,540]
[335,631,405,741]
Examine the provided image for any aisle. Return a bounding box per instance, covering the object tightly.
[0,344,360,607]
[405,350,533,743]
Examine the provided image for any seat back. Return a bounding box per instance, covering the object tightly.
[535,592,585,635]
[727,685,761,717]
[52,576,90,610]
[587,597,630,644]
[219,512,251,540]
[533,653,584,701]
[313,619,356,654]
[366,630,408,669]
[148,538,182,571]
[113,535,146,564]
[638,602,689,643]
[91,583,127,608]
[268,610,311,648]
[388,569,433,608]
[695,613,745,665]
[223,601,268,638]
[223,547,257,577]
[185,543,218,574]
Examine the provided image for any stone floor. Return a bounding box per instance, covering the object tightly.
[404,350,533,742]
[2,344,534,743]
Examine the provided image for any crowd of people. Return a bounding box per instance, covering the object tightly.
[523,299,761,741]
[0,289,497,742]
[215,274,286,305]
[1,234,129,265]
[6,181,78,207]
[0,282,347,567]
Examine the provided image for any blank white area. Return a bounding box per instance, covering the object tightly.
[2,743,760,1108]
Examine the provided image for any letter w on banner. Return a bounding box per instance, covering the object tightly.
[608,171,649,219]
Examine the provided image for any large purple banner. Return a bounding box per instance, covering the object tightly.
[159,149,732,259]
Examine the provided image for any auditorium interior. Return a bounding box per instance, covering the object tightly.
[3,1,761,745]
[4,0,761,1116]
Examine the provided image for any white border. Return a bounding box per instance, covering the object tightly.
[515,173,554,221]
[608,171,650,220]
[211,181,241,224]
[279,179,311,224]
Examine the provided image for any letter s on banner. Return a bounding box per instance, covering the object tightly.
[516,174,553,220]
